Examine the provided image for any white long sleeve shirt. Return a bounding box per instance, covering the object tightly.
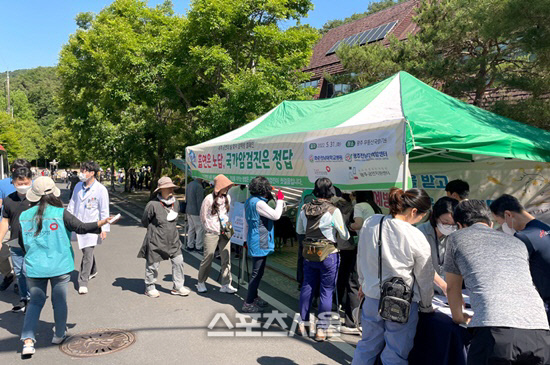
[357,214,434,311]
[256,199,283,221]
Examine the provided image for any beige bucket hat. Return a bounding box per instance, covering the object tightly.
[154,176,178,193]
[27,176,61,202]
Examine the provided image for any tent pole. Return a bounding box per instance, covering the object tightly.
[402,153,409,190]
[183,153,189,248]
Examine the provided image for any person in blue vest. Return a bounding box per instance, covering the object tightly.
[241,176,284,313]
[17,177,116,357]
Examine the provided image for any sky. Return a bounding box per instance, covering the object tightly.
[0,0,373,72]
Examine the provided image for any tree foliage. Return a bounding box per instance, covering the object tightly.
[170,0,318,144]
[57,0,318,190]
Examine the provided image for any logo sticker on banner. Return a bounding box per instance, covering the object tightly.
[304,128,402,186]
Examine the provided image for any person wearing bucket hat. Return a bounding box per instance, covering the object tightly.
[197,174,237,294]
[18,176,118,356]
[67,161,110,295]
[139,176,190,298]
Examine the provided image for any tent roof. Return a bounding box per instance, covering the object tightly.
[194,72,550,163]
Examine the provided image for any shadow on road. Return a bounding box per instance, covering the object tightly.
[0,310,77,354]
[257,356,299,365]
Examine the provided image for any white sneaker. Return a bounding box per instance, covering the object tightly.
[145,289,160,298]
[52,334,67,344]
[171,287,191,296]
[89,272,98,280]
[220,284,237,294]
[196,282,207,293]
[78,286,88,295]
[22,341,35,356]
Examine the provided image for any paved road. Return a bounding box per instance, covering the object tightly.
[0,185,354,364]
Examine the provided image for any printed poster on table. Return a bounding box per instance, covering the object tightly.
[229,202,247,246]
[304,125,405,188]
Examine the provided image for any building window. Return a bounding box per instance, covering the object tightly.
[326,83,351,98]
[300,80,320,89]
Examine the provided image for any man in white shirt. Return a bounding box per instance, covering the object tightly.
[67,161,110,295]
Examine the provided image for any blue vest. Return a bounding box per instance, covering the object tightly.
[19,205,74,278]
[245,196,274,257]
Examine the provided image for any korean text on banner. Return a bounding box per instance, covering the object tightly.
[304,126,403,186]
[230,202,247,246]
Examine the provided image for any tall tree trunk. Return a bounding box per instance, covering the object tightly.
[149,139,164,198]
[124,167,129,193]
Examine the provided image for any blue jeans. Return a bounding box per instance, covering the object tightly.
[352,297,419,365]
[9,247,29,300]
[299,253,340,329]
[21,274,70,341]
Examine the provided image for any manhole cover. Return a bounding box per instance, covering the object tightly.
[60,329,135,357]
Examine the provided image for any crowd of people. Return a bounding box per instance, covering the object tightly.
[1,158,549,364]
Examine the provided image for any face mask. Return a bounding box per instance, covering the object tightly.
[501,217,516,235]
[437,222,457,236]
[166,209,178,222]
[158,194,176,206]
[15,185,31,195]
[79,172,88,182]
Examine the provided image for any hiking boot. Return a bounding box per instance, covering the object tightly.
[254,297,268,308]
[241,302,261,313]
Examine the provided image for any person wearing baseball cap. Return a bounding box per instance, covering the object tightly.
[18,177,118,356]
[196,174,237,294]
[139,176,191,298]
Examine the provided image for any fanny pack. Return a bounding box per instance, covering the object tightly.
[302,239,335,262]
[377,216,414,324]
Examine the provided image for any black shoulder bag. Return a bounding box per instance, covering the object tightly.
[377,216,415,324]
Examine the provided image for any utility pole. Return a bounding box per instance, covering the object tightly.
[6,70,10,114]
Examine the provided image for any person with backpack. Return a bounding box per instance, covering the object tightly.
[18,177,117,356]
[352,188,434,365]
[296,178,349,342]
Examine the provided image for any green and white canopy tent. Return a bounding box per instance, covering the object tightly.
[186,71,550,195]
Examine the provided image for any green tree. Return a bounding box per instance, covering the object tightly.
[58,0,186,191]
[0,112,23,159]
[0,89,45,161]
[171,0,319,144]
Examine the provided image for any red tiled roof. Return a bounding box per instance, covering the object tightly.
[304,0,418,79]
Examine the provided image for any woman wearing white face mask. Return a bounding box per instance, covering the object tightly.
[418,197,459,296]
[139,176,190,298]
